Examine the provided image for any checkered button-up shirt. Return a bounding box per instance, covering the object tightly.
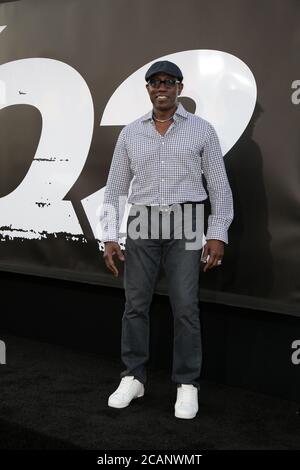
[101,102,233,243]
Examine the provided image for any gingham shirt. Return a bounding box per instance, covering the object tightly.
[101,103,233,243]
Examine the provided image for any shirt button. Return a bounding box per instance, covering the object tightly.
[161,178,165,182]
[161,161,164,164]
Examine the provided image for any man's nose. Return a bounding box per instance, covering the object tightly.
[158,81,168,91]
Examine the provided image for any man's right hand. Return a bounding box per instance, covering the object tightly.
[103,241,125,277]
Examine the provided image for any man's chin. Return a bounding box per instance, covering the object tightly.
[155,103,174,112]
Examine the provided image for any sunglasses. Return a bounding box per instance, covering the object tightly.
[147,78,181,88]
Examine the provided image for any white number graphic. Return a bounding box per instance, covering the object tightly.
[0,33,94,240]
[0,28,256,245]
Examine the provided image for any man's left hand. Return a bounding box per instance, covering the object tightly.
[201,239,224,272]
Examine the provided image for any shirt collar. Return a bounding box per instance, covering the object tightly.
[141,102,188,122]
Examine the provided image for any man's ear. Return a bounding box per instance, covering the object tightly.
[178,83,184,95]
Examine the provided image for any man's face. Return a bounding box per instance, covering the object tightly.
[146,73,183,112]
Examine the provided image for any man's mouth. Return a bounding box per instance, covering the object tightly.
[156,95,168,101]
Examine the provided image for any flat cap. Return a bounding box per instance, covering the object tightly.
[145,60,183,81]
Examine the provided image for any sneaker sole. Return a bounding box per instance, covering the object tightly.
[174,409,198,419]
[108,391,144,409]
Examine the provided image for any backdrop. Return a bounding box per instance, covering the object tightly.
[0,0,299,316]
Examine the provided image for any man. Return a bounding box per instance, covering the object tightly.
[101,60,233,419]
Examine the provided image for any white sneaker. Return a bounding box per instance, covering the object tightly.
[174,384,199,419]
[108,376,144,409]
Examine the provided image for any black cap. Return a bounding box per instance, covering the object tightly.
[145,60,183,82]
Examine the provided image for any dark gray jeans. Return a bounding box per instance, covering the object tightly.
[120,203,202,390]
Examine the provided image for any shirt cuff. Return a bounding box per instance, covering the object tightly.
[101,234,119,243]
[206,224,228,244]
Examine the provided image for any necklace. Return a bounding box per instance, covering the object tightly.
[152,113,174,123]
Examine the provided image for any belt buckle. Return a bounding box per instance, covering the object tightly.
[158,204,170,213]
